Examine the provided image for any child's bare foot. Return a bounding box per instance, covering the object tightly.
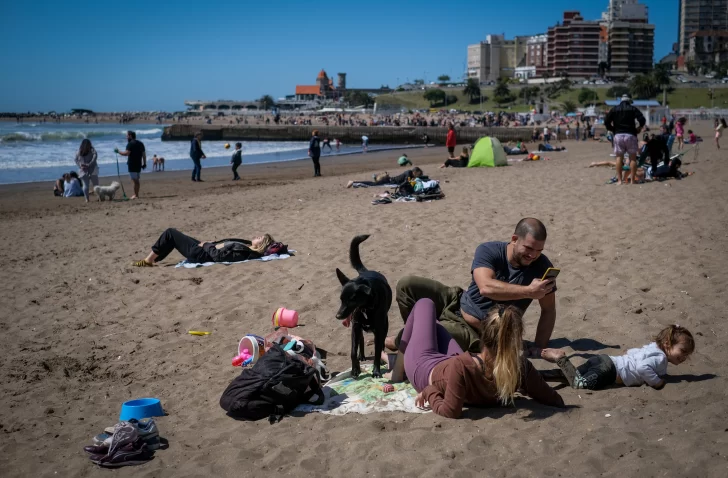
[541,348,566,362]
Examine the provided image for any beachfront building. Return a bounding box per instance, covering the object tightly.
[547,12,602,78]
[467,35,530,83]
[678,0,728,58]
[600,1,655,78]
[687,30,728,68]
[526,34,548,76]
[294,70,346,101]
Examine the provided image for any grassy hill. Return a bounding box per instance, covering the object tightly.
[373,86,728,112]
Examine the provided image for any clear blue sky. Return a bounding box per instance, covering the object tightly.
[0,0,678,112]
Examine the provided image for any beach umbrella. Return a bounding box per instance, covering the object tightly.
[468,137,507,168]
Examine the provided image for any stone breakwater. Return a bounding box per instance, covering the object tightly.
[162,124,533,144]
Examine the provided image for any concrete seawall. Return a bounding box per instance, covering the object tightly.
[161,124,533,144]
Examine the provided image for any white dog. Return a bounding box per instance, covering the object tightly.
[93,181,121,201]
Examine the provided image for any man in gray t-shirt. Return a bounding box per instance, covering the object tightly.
[390,218,557,354]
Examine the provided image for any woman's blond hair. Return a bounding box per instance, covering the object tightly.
[481,306,524,405]
[250,234,274,254]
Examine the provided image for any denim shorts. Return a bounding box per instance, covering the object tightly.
[129,172,141,180]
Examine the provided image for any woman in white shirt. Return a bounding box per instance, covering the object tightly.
[540,325,694,390]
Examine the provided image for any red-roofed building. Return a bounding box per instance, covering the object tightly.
[295,69,347,101]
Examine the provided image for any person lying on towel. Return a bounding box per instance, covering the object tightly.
[132,228,281,266]
[346,167,424,188]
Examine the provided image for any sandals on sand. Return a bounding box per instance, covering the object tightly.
[132,260,153,267]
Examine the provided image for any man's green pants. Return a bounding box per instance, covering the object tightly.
[395,275,481,352]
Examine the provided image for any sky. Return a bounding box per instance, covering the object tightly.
[0,0,679,112]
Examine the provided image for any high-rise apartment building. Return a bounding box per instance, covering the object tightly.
[678,0,728,57]
[547,12,602,77]
[599,0,655,78]
[467,35,530,82]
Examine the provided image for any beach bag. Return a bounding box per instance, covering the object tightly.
[265,242,289,256]
[219,344,323,423]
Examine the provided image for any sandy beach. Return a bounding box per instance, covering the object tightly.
[1,122,727,477]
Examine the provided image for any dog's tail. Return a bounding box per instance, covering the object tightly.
[349,235,370,273]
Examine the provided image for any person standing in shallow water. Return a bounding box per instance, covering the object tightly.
[308,130,322,177]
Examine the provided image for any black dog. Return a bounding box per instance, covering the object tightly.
[336,235,391,378]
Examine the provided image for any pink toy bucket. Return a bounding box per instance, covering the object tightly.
[272,307,299,328]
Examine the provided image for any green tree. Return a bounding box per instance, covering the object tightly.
[423,88,446,106]
[463,78,481,103]
[561,100,577,114]
[519,86,541,105]
[437,74,451,85]
[494,77,511,98]
[445,94,458,106]
[345,91,374,108]
[542,71,551,85]
[258,95,276,110]
[493,78,514,105]
[606,85,630,99]
[557,77,572,93]
[577,88,599,105]
[652,64,671,106]
[629,74,658,99]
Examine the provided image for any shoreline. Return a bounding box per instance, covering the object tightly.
[0,144,429,187]
[0,145,450,214]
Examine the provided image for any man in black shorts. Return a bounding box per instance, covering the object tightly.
[116,131,146,199]
[388,218,558,354]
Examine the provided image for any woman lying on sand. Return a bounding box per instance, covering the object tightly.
[133,228,275,266]
[540,325,694,390]
[386,299,564,418]
[346,167,423,188]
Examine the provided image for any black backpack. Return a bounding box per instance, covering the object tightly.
[219,344,324,423]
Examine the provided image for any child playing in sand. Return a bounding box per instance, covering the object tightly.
[540,324,694,390]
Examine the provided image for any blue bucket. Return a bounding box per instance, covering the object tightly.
[119,398,164,421]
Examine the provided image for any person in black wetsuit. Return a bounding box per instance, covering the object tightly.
[308,130,322,177]
[346,167,424,188]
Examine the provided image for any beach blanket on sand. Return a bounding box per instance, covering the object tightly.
[175,251,294,268]
[294,364,428,415]
[352,183,398,188]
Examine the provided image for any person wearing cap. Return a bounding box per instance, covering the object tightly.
[604,94,646,185]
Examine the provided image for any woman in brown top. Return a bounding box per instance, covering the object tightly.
[389,298,564,418]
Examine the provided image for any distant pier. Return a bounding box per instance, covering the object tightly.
[161,124,533,144]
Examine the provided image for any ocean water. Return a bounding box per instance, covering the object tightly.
[0,123,403,185]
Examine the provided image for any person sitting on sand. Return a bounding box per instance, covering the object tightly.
[685,130,701,144]
[504,142,528,155]
[440,147,469,168]
[387,218,557,356]
[59,172,84,198]
[398,154,412,166]
[385,299,563,418]
[54,171,81,197]
[346,167,423,188]
[132,228,275,266]
[540,324,694,390]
